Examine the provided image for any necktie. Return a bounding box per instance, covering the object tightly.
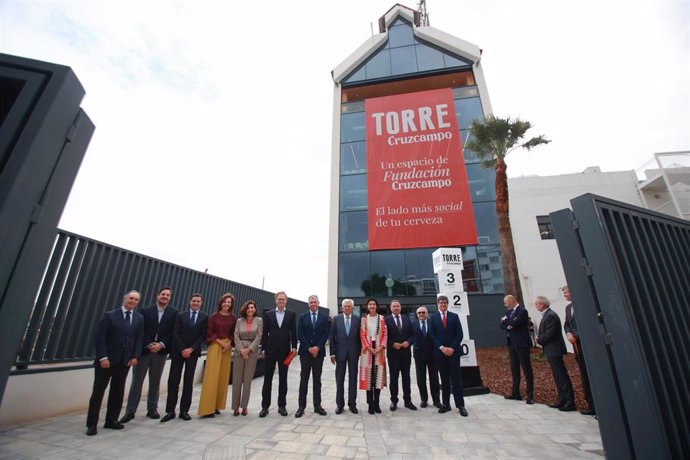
[190,311,197,327]
[442,312,447,328]
[422,320,427,336]
[312,312,317,329]
[395,315,402,332]
[125,310,131,327]
[345,316,351,335]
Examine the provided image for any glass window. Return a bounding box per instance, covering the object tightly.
[477,245,503,294]
[404,248,438,296]
[339,211,368,252]
[460,129,479,163]
[460,246,481,292]
[472,201,499,245]
[416,43,445,72]
[452,86,480,99]
[340,175,367,212]
[444,53,469,68]
[388,21,415,48]
[366,49,391,79]
[344,65,365,84]
[391,46,418,75]
[340,111,366,143]
[455,97,484,130]
[340,142,366,175]
[370,250,408,297]
[537,215,555,240]
[466,163,496,201]
[341,101,365,113]
[338,252,370,297]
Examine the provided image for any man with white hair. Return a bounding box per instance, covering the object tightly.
[329,299,362,414]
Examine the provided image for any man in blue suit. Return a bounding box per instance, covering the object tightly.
[329,298,362,414]
[121,286,178,422]
[412,306,441,408]
[86,290,144,436]
[428,295,468,416]
[296,295,329,417]
[499,294,534,404]
[385,299,416,411]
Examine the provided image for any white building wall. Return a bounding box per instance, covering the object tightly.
[509,169,643,348]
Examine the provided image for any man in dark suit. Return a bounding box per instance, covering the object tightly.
[260,290,297,417]
[161,293,208,423]
[563,286,596,416]
[385,299,417,411]
[499,294,534,404]
[412,306,440,408]
[535,296,576,411]
[295,295,329,417]
[329,298,362,414]
[121,286,178,422]
[429,295,467,416]
[86,290,144,436]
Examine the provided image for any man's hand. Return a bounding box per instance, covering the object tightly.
[149,342,163,353]
[127,358,138,366]
[442,346,454,357]
[507,325,513,330]
[401,341,410,349]
[393,342,401,350]
[100,359,110,369]
[330,356,336,365]
[181,348,193,359]
[566,333,577,345]
[309,346,319,357]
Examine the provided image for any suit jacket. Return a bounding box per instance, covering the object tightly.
[385,314,414,359]
[537,308,567,357]
[262,309,297,354]
[499,305,532,349]
[428,310,463,358]
[329,314,362,362]
[94,308,144,366]
[412,319,435,361]
[563,303,579,339]
[140,304,178,355]
[171,309,209,359]
[297,311,329,358]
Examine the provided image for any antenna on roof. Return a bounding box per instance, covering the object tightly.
[417,0,430,26]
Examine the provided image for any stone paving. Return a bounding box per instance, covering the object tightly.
[0,359,604,459]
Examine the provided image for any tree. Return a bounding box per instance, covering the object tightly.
[465,115,550,302]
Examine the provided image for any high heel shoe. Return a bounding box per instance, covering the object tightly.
[241,408,248,416]
[233,409,240,416]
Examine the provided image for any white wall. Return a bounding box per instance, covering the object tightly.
[509,169,643,348]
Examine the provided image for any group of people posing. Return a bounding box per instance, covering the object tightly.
[85,289,468,436]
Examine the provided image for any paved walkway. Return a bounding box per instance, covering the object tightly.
[0,360,603,459]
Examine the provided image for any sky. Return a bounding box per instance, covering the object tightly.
[1,0,688,306]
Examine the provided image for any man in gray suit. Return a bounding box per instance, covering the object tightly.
[329,298,362,414]
[562,286,595,416]
[535,296,575,411]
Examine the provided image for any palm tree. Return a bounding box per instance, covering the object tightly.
[465,115,550,302]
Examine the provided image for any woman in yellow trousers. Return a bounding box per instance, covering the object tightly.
[198,293,237,417]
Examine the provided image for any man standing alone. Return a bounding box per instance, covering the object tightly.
[563,286,596,416]
[296,295,329,417]
[499,294,534,404]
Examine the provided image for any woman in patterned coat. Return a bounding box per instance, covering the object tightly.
[359,297,387,414]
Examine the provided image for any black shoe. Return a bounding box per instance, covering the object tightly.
[580,409,596,416]
[200,414,215,418]
[259,408,269,418]
[349,406,358,414]
[160,412,176,423]
[86,426,97,436]
[390,402,397,411]
[504,394,522,401]
[214,410,221,415]
[368,406,375,415]
[404,402,418,410]
[146,410,160,420]
[278,407,288,416]
[104,420,124,430]
[315,406,327,416]
[433,402,442,409]
[420,401,428,408]
[438,405,451,414]
[548,401,564,409]
[179,412,191,421]
[459,407,468,417]
[119,412,135,424]
[295,407,305,418]
[374,405,382,414]
[559,404,576,412]
[335,407,344,415]
[525,399,535,405]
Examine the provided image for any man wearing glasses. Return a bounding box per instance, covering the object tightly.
[411,306,441,408]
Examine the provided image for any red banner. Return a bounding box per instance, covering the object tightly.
[365,88,477,250]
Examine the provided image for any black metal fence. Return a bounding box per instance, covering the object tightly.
[14,229,308,371]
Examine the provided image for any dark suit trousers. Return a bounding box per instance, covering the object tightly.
[415,356,440,404]
[547,356,574,405]
[262,350,289,409]
[166,356,199,413]
[435,354,465,408]
[575,349,595,410]
[335,354,358,408]
[86,363,130,427]
[388,352,412,403]
[298,354,324,408]
[508,347,534,398]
